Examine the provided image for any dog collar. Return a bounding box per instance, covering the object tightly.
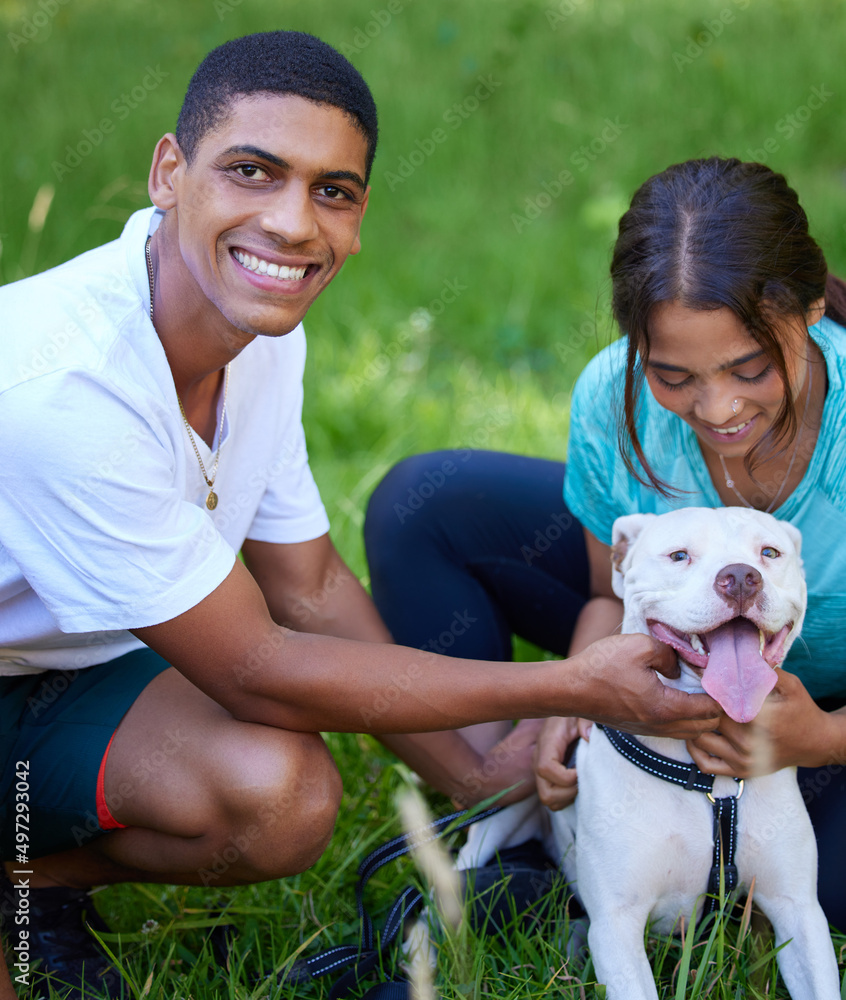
[597,725,743,919]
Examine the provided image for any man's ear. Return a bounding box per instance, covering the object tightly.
[610,513,653,599]
[349,184,370,256]
[148,133,184,211]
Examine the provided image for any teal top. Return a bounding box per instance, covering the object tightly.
[564,316,846,699]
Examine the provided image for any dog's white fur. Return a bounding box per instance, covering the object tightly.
[458,507,839,1000]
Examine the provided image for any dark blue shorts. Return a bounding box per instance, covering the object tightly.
[0,648,170,859]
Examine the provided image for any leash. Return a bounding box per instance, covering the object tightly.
[597,726,743,920]
[276,804,506,998]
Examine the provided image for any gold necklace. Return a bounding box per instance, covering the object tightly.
[718,361,812,514]
[145,234,229,511]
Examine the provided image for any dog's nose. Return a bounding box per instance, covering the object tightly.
[713,563,763,610]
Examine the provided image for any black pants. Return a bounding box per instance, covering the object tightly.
[364,449,590,659]
[364,449,846,930]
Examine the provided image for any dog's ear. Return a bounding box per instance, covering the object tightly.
[740,507,804,560]
[779,519,803,559]
[610,514,655,598]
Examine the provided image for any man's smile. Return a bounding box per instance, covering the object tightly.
[227,243,327,300]
[231,248,311,282]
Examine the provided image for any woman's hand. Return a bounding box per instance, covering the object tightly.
[533,716,588,811]
[687,669,841,777]
[451,717,545,809]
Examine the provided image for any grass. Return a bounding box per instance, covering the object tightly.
[3,0,846,995]
[41,757,846,999]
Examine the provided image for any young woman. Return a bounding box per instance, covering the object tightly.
[364,157,846,928]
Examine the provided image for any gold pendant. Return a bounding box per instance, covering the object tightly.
[206,491,218,510]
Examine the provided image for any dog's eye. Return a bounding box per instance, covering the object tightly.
[669,550,689,562]
[762,546,781,559]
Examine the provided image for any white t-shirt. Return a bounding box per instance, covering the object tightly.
[0,207,330,675]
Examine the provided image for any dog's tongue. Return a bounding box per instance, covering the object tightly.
[701,618,777,723]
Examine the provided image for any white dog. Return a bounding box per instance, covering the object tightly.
[457,507,839,1000]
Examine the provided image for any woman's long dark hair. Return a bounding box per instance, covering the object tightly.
[610,157,846,496]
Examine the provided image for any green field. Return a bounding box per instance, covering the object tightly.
[2,0,846,995]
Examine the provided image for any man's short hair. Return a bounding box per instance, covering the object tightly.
[176,31,378,181]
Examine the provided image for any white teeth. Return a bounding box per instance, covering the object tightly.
[690,633,705,654]
[278,265,307,280]
[759,630,766,655]
[714,420,751,435]
[233,250,307,281]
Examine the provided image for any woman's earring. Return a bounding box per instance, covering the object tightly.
[731,399,739,415]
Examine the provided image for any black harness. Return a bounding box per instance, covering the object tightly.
[597,725,744,918]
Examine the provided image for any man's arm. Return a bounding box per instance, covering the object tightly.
[243,534,540,804]
[241,534,392,641]
[131,556,718,738]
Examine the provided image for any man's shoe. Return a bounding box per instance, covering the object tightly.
[1,873,123,998]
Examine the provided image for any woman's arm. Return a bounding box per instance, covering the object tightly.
[380,719,546,809]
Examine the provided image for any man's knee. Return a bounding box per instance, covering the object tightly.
[222,730,342,879]
[278,733,343,872]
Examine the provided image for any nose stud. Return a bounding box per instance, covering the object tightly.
[731,399,739,415]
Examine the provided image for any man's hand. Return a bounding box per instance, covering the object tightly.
[687,669,843,778]
[567,633,720,739]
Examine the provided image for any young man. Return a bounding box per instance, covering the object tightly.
[0,31,718,997]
